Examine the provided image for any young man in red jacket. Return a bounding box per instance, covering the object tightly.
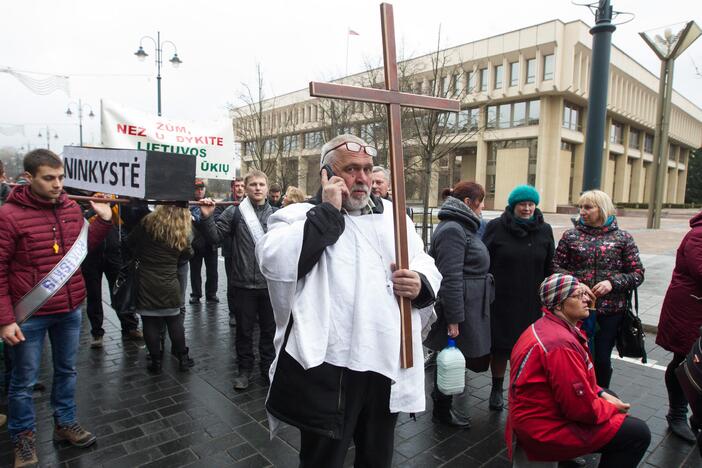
[0,149,113,468]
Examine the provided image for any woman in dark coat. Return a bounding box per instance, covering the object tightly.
[426,181,494,427]
[553,190,644,390]
[483,185,554,411]
[128,204,194,374]
[656,210,702,442]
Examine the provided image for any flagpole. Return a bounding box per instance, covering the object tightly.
[345,28,350,76]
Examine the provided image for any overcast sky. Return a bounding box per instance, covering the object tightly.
[1,0,700,153]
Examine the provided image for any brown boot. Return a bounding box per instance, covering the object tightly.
[53,422,97,448]
[13,430,38,468]
[124,329,144,341]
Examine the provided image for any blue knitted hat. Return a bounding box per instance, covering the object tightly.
[508,185,540,208]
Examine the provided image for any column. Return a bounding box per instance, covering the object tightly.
[613,124,630,203]
[535,95,563,213]
[297,156,308,193]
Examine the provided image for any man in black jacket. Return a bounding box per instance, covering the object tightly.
[189,179,219,304]
[215,178,244,327]
[199,170,277,390]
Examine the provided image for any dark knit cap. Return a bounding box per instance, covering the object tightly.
[508,184,540,208]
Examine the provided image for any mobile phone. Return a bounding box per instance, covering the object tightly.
[320,164,335,180]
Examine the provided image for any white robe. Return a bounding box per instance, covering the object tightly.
[256,199,441,436]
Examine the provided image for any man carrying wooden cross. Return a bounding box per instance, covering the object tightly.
[256,134,441,467]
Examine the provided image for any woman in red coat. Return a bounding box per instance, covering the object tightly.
[507,274,650,467]
[656,210,702,443]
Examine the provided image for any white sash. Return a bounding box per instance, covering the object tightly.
[14,220,90,324]
[239,197,266,244]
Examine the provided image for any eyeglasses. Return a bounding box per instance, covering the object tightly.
[323,141,378,159]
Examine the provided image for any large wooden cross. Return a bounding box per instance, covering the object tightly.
[310,2,460,368]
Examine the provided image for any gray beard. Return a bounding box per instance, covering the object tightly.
[343,191,370,211]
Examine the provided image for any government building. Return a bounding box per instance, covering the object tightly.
[232,19,702,212]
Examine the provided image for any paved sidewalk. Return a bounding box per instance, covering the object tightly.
[0,280,698,467]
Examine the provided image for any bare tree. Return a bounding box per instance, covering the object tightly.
[228,64,298,185]
[399,30,483,244]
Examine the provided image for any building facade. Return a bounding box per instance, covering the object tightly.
[233,19,702,212]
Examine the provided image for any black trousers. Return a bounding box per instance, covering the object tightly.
[83,251,138,337]
[665,353,689,410]
[594,313,624,388]
[189,248,218,299]
[299,370,398,468]
[232,287,275,374]
[142,315,187,357]
[224,257,236,317]
[597,416,651,467]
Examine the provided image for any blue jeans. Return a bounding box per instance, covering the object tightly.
[8,308,82,439]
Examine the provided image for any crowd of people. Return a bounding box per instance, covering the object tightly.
[0,135,700,467]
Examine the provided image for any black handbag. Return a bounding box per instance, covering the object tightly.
[111,246,140,314]
[616,288,647,363]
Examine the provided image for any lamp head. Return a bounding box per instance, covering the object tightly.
[169,53,182,68]
[134,46,148,61]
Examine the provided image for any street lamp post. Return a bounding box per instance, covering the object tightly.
[37,126,59,151]
[134,31,182,116]
[582,0,616,192]
[642,21,702,229]
[65,99,95,146]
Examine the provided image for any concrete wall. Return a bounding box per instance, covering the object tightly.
[495,147,529,209]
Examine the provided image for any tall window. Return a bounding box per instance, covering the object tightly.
[644,133,654,153]
[629,129,640,149]
[494,64,503,90]
[610,122,623,144]
[562,102,581,131]
[441,76,449,96]
[509,62,519,87]
[497,104,510,128]
[467,71,476,92]
[527,99,540,125]
[479,68,488,92]
[543,54,555,81]
[453,73,463,96]
[513,101,526,127]
[525,58,536,84]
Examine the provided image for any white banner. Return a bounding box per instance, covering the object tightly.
[101,99,236,180]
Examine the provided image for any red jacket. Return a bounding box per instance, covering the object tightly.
[657,211,702,355]
[0,185,111,325]
[506,309,626,461]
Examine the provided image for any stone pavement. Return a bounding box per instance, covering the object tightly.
[0,261,699,467]
[0,208,698,467]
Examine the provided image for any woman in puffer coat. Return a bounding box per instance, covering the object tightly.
[425,181,494,428]
[553,190,644,389]
[656,210,702,443]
